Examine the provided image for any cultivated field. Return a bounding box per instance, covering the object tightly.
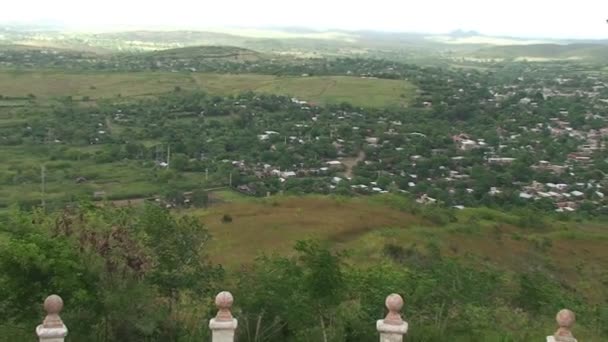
[0,70,415,108]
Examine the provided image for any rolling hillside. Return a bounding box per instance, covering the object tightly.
[194,193,608,306]
[147,45,265,61]
[471,43,608,61]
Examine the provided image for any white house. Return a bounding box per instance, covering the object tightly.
[571,191,584,197]
[281,171,297,178]
[519,192,534,199]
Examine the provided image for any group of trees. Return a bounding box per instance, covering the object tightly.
[0,204,223,341]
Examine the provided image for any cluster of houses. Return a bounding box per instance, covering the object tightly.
[519,181,605,212]
[452,133,487,151]
[235,94,606,212]
[94,60,608,214]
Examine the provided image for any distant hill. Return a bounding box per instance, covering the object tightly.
[0,43,103,56]
[3,27,608,63]
[449,29,482,38]
[147,45,265,61]
[94,30,245,45]
[471,43,608,61]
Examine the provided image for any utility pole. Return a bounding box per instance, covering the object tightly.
[229,172,233,187]
[40,165,46,210]
[167,144,171,169]
[205,168,209,181]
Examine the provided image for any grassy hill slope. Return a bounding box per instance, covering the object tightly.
[147,45,265,61]
[471,43,608,61]
[193,194,425,267]
[193,193,608,306]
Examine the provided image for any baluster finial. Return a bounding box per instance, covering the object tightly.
[209,291,238,342]
[377,293,408,342]
[547,309,577,342]
[36,295,68,342]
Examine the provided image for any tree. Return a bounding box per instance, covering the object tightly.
[170,153,189,171]
[191,189,210,207]
[0,212,100,337]
[164,189,185,206]
[0,204,222,341]
[140,204,222,297]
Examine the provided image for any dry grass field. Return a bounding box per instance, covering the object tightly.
[191,74,414,107]
[189,193,608,303]
[0,70,414,108]
[193,195,424,267]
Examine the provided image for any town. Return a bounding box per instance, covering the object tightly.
[1,54,607,216]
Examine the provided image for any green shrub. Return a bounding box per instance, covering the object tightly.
[222,214,233,223]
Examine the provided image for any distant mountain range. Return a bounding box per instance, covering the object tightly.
[1,25,607,62]
[2,22,605,42]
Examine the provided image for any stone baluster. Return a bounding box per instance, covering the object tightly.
[547,309,577,342]
[209,291,238,342]
[36,295,68,342]
[377,293,408,342]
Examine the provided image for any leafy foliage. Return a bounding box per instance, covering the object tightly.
[0,204,222,341]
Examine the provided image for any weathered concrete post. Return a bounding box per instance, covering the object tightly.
[209,291,238,342]
[547,309,577,342]
[377,293,408,342]
[36,295,68,342]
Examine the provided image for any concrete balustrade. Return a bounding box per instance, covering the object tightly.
[209,291,238,342]
[35,293,579,342]
[376,293,408,342]
[36,295,68,342]
[547,309,577,342]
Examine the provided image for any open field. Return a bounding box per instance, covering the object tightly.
[191,74,414,107]
[0,70,415,108]
[0,146,216,208]
[0,70,197,99]
[192,195,425,267]
[191,194,608,303]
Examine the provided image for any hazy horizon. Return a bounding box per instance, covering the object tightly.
[1,0,608,40]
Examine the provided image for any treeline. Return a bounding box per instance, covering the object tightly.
[0,204,606,341]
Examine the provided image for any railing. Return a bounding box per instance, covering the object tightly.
[35,292,578,342]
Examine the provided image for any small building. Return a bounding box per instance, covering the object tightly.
[93,191,106,199]
[281,171,297,178]
[519,192,533,200]
[365,137,380,145]
[416,194,437,205]
[570,191,584,197]
[488,157,516,165]
[326,161,343,169]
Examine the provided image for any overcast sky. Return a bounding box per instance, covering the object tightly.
[2,0,607,39]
